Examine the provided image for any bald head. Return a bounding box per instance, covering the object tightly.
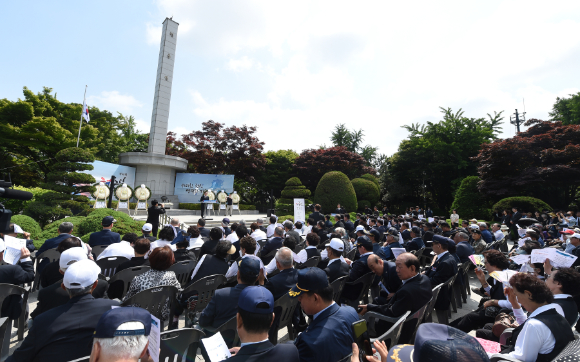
[367,254,384,276]
[275,247,293,270]
[395,252,420,280]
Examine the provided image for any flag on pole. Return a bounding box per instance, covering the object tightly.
[82,101,90,123]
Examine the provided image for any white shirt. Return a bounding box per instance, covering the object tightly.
[188,237,204,249]
[265,251,299,275]
[303,226,313,235]
[450,214,459,223]
[226,232,239,243]
[295,246,317,264]
[250,229,267,242]
[493,230,505,241]
[150,239,177,252]
[225,254,264,278]
[506,304,565,362]
[97,241,135,260]
[266,224,277,238]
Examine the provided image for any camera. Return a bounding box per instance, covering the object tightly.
[0,180,34,234]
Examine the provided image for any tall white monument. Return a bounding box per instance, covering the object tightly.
[119,18,187,204]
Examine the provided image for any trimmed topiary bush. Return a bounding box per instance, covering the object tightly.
[360,174,379,188]
[450,176,491,220]
[10,215,42,240]
[351,178,380,207]
[492,197,552,214]
[39,216,86,240]
[314,171,357,214]
[276,177,313,215]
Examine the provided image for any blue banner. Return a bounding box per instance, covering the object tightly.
[79,161,136,188]
[174,173,235,203]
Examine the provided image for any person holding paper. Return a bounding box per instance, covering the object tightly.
[90,306,153,362]
[1,224,35,252]
[0,237,34,319]
[228,286,299,362]
[8,259,119,362]
[359,253,432,345]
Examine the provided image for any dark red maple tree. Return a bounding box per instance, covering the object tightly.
[473,119,580,207]
[166,120,266,183]
[294,146,376,191]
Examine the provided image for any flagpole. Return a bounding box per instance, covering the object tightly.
[76,85,87,147]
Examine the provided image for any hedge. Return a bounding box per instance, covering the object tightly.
[39,216,86,240]
[178,203,256,211]
[314,171,357,214]
[492,197,552,214]
[360,174,379,188]
[10,215,42,240]
[285,177,302,187]
[357,200,371,212]
[351,178,380,207]
[450,176,491,220]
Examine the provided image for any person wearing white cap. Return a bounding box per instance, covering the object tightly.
[140,223,156,242]
[31,247,109,320]
[322,239,349,282]
[0,236,34,320]
[8,259,119,362]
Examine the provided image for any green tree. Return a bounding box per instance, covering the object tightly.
[23,147,96,226]
[314,171,357,213]
[0,87,148,186]
[255,150,298,198]
[387,107,503,211]
[351,178,380,207]
[275,177,313,215]
[450,176,490,220]
[550,92,580,125]
[330,124,382,168]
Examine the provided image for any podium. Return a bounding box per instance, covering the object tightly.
[201,200,217,217]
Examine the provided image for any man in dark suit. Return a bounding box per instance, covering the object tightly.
[140,223,157,242]
[400,223,411,242]
[88,216,121,248]
[199,191,209,218]
[114,237,151,274]
[333,215,345,229]
[308,204,325,224]
[199,258,263,331]
[453,231,474,264]
[37,221,74,255]
[31,247,108,319]
[334,204,346,214]
[381,228,403,260]
[360,253,432,344]
[424,235,458,311]
[199,227,222,259]
[0,240,34,319]
[197,218,210,238]
[7,259,119,362]
[509,206,521,239]
[229,287,299,362]
[257,219,267,233]
[406,226,425,252]
[290,267,359,362]
[283,221,301,246]
[343,214,354,233]
[145,199,165,238]
[341,236,373,301]
[366,254,402,304]
[323,239,349,282]
[260,227,284,258]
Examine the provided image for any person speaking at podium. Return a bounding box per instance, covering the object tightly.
[200,191,209,219]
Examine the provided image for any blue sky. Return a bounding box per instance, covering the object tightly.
[2,1,580,156]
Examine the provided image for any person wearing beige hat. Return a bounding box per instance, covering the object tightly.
[8,259,119,362]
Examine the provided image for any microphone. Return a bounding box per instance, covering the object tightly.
[0,188,34,201]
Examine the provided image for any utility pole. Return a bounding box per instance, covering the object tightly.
[510,109,525,133]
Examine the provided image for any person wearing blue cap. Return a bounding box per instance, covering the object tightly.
[198,257,264,333]
[88,216,121,248]
[228,286,299,361]
[341,235,373,301]
[424,235,458,311]
[406,226,425,252]
[289,267,359,362]
[90,307,152,362]
[380,228,403,260]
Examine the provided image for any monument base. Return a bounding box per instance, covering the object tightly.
[119,152,187,208]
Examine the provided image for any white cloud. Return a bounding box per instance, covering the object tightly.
[146,23,162,45]
[134,118,150,133]
[226,56,257,72]
[87,91,143,115]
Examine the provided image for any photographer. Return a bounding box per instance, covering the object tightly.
[145,199,165,238]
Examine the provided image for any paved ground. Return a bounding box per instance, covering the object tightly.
[8,242,498,360]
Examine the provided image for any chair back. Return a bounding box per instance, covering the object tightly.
[0,284,29,308]
[342,272,375,307]
[191,247,201,260]
[261,248,279,265]
[91,245,109,258]
[167,260,197,287]
[181,274,227,313]
[272,293,299,339]
[108,266,151,299]
[214,315,240,348]
[267,268,280,278]
[294,243,305,254]
[346,248,356,260]
[159,327,205,362]
[121,285,179,322]
[424,283,443,323]
[256,239,267,249]
[408,298,431,343]
[32,248,61,291]
[337,353,353,362]
[364,310,411,349]
[96,256,130,279]
[296,256,320,269]
[330,275,348,302]
[415,247,425,259]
